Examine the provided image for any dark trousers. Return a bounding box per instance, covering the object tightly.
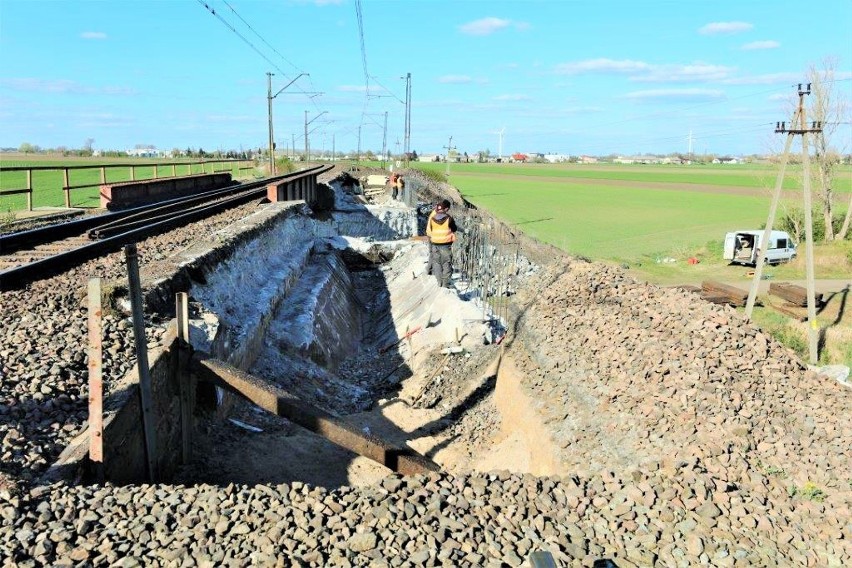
[430,244,452,287]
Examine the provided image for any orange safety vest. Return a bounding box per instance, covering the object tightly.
[427,214,455,244]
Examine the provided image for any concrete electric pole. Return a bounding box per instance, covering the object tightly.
[744,83,823,364]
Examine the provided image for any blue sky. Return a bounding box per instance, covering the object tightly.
[1,0,849,157]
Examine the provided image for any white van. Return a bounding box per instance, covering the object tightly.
[723,230,797,266]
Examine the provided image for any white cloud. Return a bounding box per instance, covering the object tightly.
[768,93,790,101]
[493,94,531,102]
[741,40,780,50]
[459,17,511,36]
[554,59,735,82]
[438,75,473,84]
[631,63,736,83]
[81,31,107,40]
[699,21,753,35]
[555,58,649,75]
[622,88,726,101]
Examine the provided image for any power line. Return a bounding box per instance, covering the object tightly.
[221,0,303,74]
[354,0,370,93]
[196,0,320,108]
[196,0,286,76]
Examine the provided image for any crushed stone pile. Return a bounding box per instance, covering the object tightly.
[512,260,850,488]
[3,467,849,567]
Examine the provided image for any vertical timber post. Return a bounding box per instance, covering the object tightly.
[63,168,71,208]
[26,169,32,211]
[176,292,192,464]
[87,278,104,482]
[124,244,159,482]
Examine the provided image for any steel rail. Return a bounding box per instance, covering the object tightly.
[0,165,331,290]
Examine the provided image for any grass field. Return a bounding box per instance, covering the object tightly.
[0,154,255,211]
[418,161,852,192]
[414,162,850,270]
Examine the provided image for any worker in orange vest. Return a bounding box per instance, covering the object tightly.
[426,199,458,287]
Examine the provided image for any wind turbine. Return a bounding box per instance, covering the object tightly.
[490,127,506,160]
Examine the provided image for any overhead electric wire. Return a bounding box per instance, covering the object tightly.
[196,0,321,109]
[196,0,287,76]
[353,0,374,148]
[221,0,303,74]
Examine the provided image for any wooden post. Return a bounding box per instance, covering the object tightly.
[87,278,105,482]
[172,163,176,177]
[100,166,106,185]
[175,292,192,463]
[124,244,158,482]
[153,164,159,179]
[63,168,71,208]
[26,169,32,211]
[130,165,136,181]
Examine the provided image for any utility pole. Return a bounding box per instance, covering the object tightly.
[267,73,275,175]
[444,136,455,177]
[266,71,312,174]
[291,133,295,160]
[304,110,328,164]
[687,129,694,161]
[382,111,388,169]
[357,125,362,164]
[744,83,822,364]
[403,72,411,166]
[332,134,336,162]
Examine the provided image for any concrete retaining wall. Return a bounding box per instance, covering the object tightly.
[100,172,234,210]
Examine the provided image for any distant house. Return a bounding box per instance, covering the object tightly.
[126,147,162,158]
[614,155,670,165]
[511,152,528,162]
[578,155,598,164]
[418,154,441,162]
[715,156,741,165]
[544,154,569,163]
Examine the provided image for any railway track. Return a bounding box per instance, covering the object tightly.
[0,165,331,290]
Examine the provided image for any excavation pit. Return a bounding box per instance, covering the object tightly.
[43,177,547,489]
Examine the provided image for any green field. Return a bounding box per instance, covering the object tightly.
[417,161,852,192]
[449,175,776,260]
[0,155,255,211]
[411,161,852,281]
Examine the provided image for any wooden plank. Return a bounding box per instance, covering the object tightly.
[701,280,748,306]
[192,355,440,476]
[769,282,822,307]
[87,278,104,482]
[700,294,735,305]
